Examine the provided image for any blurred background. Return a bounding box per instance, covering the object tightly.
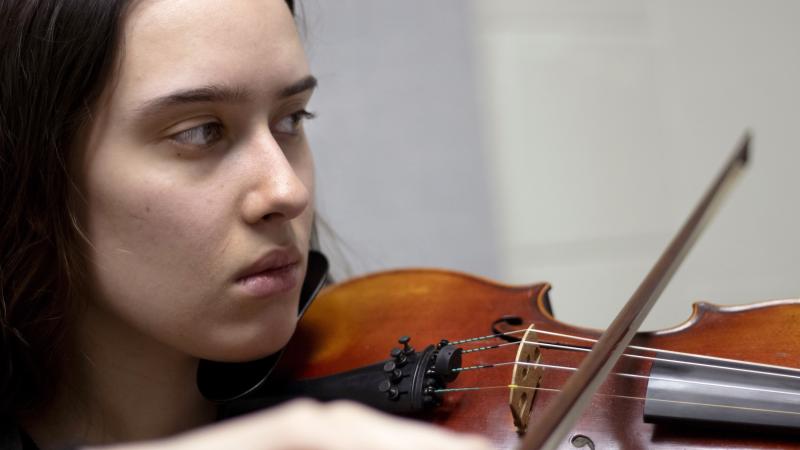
[298,0,799,331]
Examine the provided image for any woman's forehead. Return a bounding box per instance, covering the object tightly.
[114,0,307,111]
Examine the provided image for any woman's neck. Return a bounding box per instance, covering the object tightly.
[24,302,217,450]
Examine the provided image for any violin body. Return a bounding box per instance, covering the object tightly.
[274,268,800,449]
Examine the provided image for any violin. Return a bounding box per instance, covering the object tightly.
[220,134,800,449]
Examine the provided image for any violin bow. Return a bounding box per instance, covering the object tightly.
[518,133,751,450]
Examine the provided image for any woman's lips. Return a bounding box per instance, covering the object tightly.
[236,261,301,297]
[235,247,302,297]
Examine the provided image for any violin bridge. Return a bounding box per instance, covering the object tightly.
[508,325,543,434]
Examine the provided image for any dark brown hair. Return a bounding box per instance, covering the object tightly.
[0,0,295,419]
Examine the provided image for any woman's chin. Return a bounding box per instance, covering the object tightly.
[196,317,298,363]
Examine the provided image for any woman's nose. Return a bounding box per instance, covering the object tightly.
[240,133,311,225]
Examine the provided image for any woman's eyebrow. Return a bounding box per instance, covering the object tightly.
[133,75,318,117]
[134,85,248,116]
[279,74,318,98]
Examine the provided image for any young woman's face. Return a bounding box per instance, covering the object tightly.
[76,0,315,361]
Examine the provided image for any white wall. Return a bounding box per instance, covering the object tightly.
[473,0,800,330]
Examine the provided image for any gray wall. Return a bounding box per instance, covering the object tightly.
[299,1,498,280]
[299,1,799,331]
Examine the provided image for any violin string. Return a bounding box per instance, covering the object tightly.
[432,385,800,417]
[453,360,800,398]
[463,340,585,354]
[465,338,800,383]
[452,327,800,380]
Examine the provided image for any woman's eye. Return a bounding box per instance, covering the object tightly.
[170,122,224,147]
[273,110,316,136]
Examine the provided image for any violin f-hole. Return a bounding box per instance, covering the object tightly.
[492,315,523,342]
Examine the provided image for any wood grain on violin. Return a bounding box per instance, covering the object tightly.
[276,270,800,449]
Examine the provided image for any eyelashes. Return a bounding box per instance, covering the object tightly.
[273,109,316,136]
[168,109,316,150]
[171,122,225,147]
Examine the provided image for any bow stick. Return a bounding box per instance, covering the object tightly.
[519,133,751,450]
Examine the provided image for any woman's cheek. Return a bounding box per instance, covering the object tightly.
[86,177,302,361]
[86,182,231,334]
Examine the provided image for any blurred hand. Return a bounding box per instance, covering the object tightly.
[92,399,495,450]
